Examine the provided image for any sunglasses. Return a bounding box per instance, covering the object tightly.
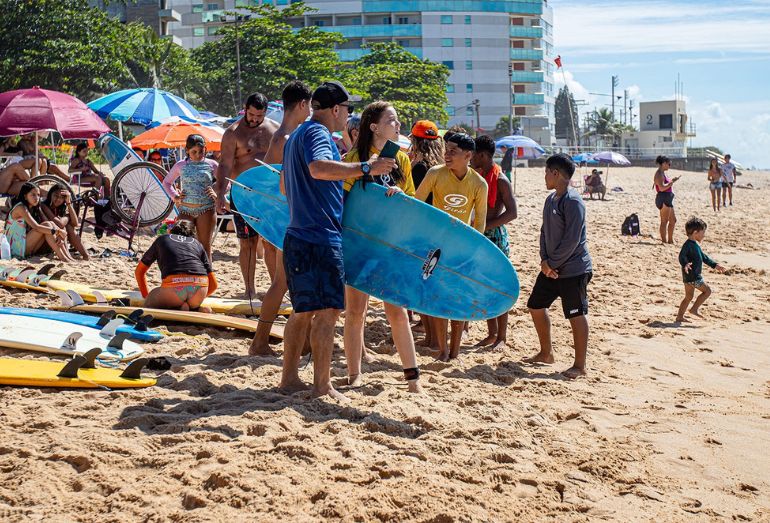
[339,103,354,115]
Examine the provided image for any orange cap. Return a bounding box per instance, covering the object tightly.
[411,120,439,140]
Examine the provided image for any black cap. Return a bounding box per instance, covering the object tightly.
[311,81,361,110]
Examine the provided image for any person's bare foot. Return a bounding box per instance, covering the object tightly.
[476,334,497,347]
[675,316,690,323]
[562,366,586,379]
[407,380,423,393]
[416,337,433,347]
[523,351,555,364]
[362,348,376,364]
[435,350,450,362]
[490,339,508,351]
[347,374,363,387]
[279,379,310,393]
[248,340,278,357]
[689,308,703,318]
[312,385,349,402]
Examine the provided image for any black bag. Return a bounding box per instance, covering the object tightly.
[93,199,121,238]
[621,213,640,236]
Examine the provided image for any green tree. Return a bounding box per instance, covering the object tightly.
[193,3,343,115]
[493,116,520,139]
[555,86,579,145]
[339,42,450,128]
[0,0,135,99]
[586,108,625,146]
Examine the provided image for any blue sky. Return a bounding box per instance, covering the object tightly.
[549,0,770,168]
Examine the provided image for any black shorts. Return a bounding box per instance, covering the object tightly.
[655,192,674,210]
[527,272,592,319]
[230,191,259,240]
[723,181,734,188]
[283,234,345,313]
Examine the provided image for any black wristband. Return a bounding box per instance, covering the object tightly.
[403,367,420,381]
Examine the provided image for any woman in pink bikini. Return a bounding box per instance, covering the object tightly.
[653,155,681,244]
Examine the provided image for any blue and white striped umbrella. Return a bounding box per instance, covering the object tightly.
[88,88,201,126]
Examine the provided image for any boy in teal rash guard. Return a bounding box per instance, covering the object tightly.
[676,217,726,323]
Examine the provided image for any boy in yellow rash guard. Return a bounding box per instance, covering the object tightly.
[415,132,488,361]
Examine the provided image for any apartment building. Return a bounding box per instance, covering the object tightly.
[95,0,556,142]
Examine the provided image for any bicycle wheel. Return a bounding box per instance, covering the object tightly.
[111,161,173,227]
[30,174,76,202]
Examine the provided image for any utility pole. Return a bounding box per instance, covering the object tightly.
[629,99,635,129]
[472,99,480,136]
[611,75,619,121]
[508,63,513,135]
[623,89,628,125]
[235,15,243,107]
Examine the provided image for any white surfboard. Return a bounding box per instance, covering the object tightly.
[0,315,144,361]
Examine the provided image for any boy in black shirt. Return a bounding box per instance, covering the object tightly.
[676,217,725,323]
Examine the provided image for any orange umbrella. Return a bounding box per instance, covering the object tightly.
[130,121,224,151]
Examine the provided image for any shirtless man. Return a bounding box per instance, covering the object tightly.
[249,80,312,356]
[215,93,279,298]
[471,135,518,350]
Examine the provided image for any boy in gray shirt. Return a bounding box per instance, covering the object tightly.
[524,153,593,379]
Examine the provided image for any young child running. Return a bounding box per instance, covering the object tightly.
[524,154,592,379]
[676,217,725,322]
[415,132,488,361]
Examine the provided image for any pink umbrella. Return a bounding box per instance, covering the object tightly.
[0,86,110,175]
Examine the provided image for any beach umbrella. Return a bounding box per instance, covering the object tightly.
[144,115,223,130]
[130,120,225,152]
[571,152,598,164]
[591,151,631,188]
[0,86,110,175]
[494,135,546,195]
[398,134,411,151]
[88,88,201,139]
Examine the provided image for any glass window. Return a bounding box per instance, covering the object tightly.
[466,83,473,93]
[464,38,472,47]
[351,17,361,25]
[465,15,471,24]
[659,114,673,129]
[446,84,455,93]
[235,0,248,6]
[441,38,453,47]
[442,60,454,70]
[465,60,472,70]
[398,17,409,24]
[441,15,453,24]
[193,27,205,36]
[192,4,203,13]
[208,26,219,35]
[397,39,410,47]
[276,0,287,4]
[466,107,475,116]
[314,20,325,26]
[383,16,391,24]
[446,106,456,116]
[206,3,219,10]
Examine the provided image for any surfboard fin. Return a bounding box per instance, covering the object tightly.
[126,309,144,325]
[61,332,83,351]
[66,290,86,306]
[107,332,131,351]
[80,348,102,369]
[92,291,108,305]
[57,355,87,379]
[135,315,153,332]
[99,318,125,338]
[119,358,148,380]
[96,310,117,327]
[36,263,56,276]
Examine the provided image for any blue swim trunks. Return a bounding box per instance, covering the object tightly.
[283,233,345,313]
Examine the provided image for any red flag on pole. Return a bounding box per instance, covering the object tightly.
[554,55,562,68]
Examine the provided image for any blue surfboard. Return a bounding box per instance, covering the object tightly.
[0,307,162,342]
[232,166,519,320]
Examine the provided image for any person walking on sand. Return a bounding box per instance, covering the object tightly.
[523,154,592,380]
[249,80,312,356]
[707,158,722,212]
[471,135,517,350]
[215,93,279,300]
[675,217,725,323]
[653,155,680,244]
[721,154,736,206]
[279,81,395,400]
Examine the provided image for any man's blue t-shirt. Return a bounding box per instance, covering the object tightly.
[283,120,343,246]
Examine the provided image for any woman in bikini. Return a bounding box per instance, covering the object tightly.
[162,134,219,261]
[653,155,680,244]
[341,101,422,393]
[41,183,89,260]
[68,142,110,195]
[707,158,722,212]
[4,182,74,261]
[135,220,218,312]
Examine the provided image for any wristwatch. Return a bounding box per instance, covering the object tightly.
[360,162,371,175]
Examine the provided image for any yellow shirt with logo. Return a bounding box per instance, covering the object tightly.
[342,147,415,196]
[415,164,488,232]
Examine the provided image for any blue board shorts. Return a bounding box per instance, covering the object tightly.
[283,234,345,313]
[484,225,510,257]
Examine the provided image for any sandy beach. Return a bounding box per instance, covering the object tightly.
[1,165,768,521]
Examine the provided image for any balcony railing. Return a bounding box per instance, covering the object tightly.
[362,1,543,14]
[337,47,423,61]
[202,10,225,23]
[510,71,544,82]
[510,48,543,60]
[512,93,545,105]
[509,26,543,38]
[316,24,422,38]
[159,9,181,23]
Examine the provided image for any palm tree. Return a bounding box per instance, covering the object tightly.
[586,108,623,147]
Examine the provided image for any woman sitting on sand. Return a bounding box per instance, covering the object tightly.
[135,220,218,312]
[653,155,680,244]
[4,182,74,261]
[707,158,722,212]
[161,134,218,261]
[41,183,89,260]
[341,101,422,393]
[68,142,110,195]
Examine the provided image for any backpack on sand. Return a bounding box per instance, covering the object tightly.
[621,213,640,236]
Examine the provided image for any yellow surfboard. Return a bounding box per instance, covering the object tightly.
[0,355,156,389]
[45,280,292,316]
